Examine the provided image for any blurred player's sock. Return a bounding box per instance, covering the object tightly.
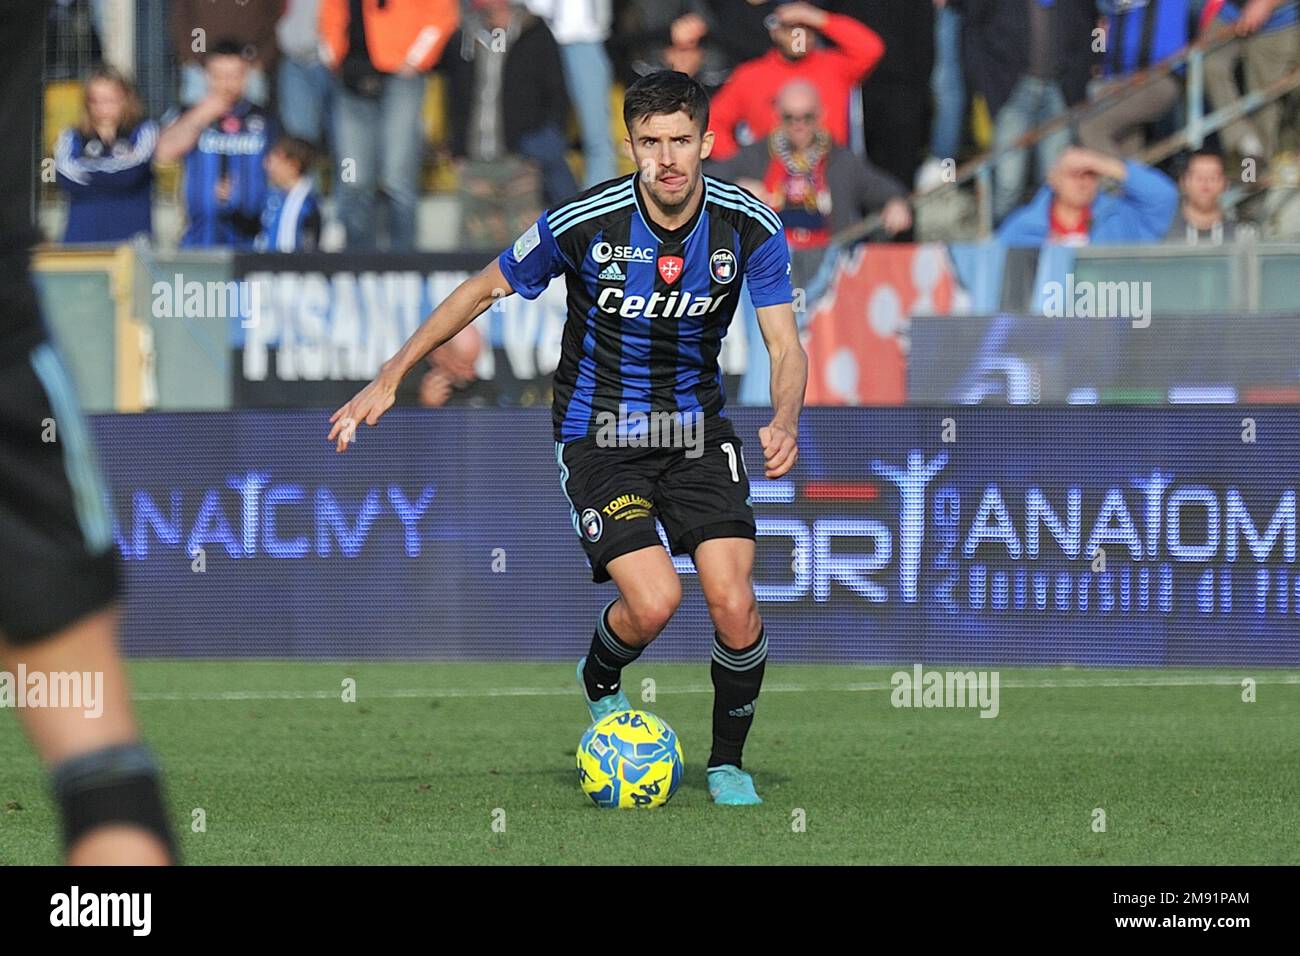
[51,742,177,863]
[582,599,642,700]
[708,628,767,770]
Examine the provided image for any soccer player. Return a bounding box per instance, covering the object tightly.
[0,0,174,864]
[329,71,806,806]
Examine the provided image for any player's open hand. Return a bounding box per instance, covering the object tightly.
[758,423,798,479]
[328,374,398,452]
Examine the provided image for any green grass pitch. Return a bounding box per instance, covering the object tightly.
[1,662,1297,865]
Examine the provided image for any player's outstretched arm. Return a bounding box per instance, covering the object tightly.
[755,302,807,479]
[327,259,515,451]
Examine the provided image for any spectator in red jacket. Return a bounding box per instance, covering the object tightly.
[706,1,883,161]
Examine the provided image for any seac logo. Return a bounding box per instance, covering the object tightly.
[593,242,653,264]
[710,249,737,284]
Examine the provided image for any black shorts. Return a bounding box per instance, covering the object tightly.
[555,417,755,583]
[0,341,119,644]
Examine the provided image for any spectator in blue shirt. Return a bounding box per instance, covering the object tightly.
[156,40,276,249]
[998,146,1179,246]
[54,66,157,243]
[256,136,323,252]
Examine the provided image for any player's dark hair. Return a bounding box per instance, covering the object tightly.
[623,70,710,136]
[1182,147,1226,177]
[272,135,317,175]
[205,38,250,63]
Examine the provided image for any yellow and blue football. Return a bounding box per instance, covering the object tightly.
[576,710,684,809]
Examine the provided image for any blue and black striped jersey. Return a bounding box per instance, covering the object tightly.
[1098,0,1191,79]
[164,99,275,249]
[498,173,793,443]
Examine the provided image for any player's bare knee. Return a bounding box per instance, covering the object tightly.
[636,594,680,638]
[626,585,681,639]
[707,590,759,647]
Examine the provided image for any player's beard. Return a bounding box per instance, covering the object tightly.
[642,167,700,219]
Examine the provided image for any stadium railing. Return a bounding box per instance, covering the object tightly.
[838,4,1300,244]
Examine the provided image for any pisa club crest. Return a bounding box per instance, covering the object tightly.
[657,256,684,284]
[581,508,603,542]
[710,249,737,284]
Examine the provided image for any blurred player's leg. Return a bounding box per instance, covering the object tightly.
[1,0,174,864]
[693,538,765,805]
[0,341,176,865]
[2,608,172,865]
[578,545,680,719]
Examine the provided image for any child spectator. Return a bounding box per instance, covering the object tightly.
[256,136,323,252]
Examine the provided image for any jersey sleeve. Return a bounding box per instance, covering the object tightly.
[497,214,567,299]
[744,228,794,308]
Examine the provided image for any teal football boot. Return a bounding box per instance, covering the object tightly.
[576,656,631,725]
[707,764,763,805]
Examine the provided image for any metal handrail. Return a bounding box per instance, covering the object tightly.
[831,2,1300,244]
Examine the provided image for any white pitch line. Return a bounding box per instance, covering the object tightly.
[131,674,1300,703]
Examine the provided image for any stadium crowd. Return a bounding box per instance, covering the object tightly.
[46,0,1300,253]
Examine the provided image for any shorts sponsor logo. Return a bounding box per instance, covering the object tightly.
[581,508,603,542]
[710,249,737,284]
[603,493,654,521]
